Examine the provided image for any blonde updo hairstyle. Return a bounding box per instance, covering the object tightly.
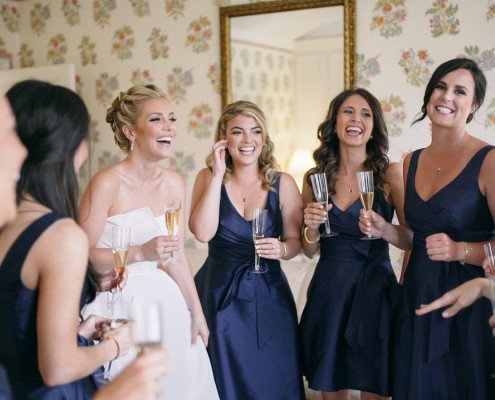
[106,84,168,152]
[207,100,280,191]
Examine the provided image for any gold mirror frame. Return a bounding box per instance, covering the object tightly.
[219,0,356,110]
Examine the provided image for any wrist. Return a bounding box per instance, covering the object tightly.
[459,241,471,265]
[303,226,320,244]
[280,241,287,259]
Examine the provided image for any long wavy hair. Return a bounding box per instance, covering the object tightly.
[207,100,280,191]
[307,88,390,195]
[412,57,486,125]
[106,84,168,152]
[7,80,90,220]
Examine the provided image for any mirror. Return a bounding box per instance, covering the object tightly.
[220,0,356,172]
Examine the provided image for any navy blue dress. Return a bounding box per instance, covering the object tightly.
[194,174,305,400]
[0,213,97,400]
[394,147,495,400]
[300,190,398,395]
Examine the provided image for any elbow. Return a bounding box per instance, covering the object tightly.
[39,368,72,387]
[193,232,211,243]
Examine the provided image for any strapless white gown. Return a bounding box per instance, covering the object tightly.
[82,207,219,400]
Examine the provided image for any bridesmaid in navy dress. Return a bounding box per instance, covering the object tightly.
[190,101,305,399]
[360,58,495,400]
[300,89,406,400]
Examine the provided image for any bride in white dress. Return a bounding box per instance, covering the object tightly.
[79,84,219,400]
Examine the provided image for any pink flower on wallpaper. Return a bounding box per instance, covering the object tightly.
[357,53,381,87]
[398,48,434,86]
[167,151,195,179]
[79,36,97,66]
[426,0,460,37]
[30,3,51,36]
[18,43,34,68]
[207,63,221,94]
[47,34,68,64]
[188,103,214,139]
[370,0,407,38]
[165,0,186,20]
[259,71,268,90]
[488,0,495,20]
[463,46,495,71]
[167,67,194,103]
[233,68,243,88]
[95,73,119,106]
[485,98,495,128]
[130,0,150,17]
[75,74,84,97]
[94,0,116,28]
[380,94,406,137]
[97,151,121,171]
[0,3,20,33]
[62,0,81,26]
[131,69,154,86]
[186,16,212,53]
[112,25,135,60]
[148,28,169,60]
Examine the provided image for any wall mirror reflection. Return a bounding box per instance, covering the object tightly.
[220,0,356,181]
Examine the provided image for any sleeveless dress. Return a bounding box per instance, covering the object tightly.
[394,147,495,400]
[0,213,97,400]
[194,174,305,400]
[299,190,398,395]
[82,207,219,400]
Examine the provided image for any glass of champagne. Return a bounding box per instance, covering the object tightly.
[164,200,181,264]
[310,173,338,237]
[483,242,495,378]
[131,301,164,355]
[356,171,377,240]
[112,225,131,291]
[251,208,268,273]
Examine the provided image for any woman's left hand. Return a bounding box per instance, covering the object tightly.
[425,233,463,262]
[78,314,110,341]
[255,238,285,260]
[190,314,210,348]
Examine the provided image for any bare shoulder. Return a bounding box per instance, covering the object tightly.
[159,167,185,189]
[85,164,121,196]
[385,162,403,181]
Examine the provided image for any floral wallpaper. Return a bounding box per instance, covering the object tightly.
[0,0,494,256]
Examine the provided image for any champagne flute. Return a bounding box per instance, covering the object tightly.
[164,199,181,264]
[483,242,495,378]
[310,173,338,237]
[131,301,164,355]
[112,225,131,291]
[356,171,378,240]
[251,208,268,273]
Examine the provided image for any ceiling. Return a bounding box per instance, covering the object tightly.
[230,6,343,50]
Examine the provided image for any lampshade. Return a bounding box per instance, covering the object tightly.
[286,148,314,192]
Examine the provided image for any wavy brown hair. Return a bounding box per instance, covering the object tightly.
[207,100,280,191]
[307,88,390,195]
[106,84,168,152]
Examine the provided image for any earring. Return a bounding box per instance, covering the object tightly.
[130,140,135,151]
[370,135,374,140]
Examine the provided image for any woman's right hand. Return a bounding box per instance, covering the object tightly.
[358,209,387,238]
[101,323,133,360]
[211,139,228,178]
[304,202,330,231]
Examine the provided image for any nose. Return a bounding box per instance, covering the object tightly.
[351,114,361,123]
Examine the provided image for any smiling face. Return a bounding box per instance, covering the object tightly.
[0,94,27,226]
[223,114,265,166]
[132,97,177,159]
[335,94,374,147]
[427,68,477,129]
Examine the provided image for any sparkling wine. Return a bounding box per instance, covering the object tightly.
[253,233,265,241]
[112,248,128,279]
[109,318,128,329]
[359,192,374,211]
[135,340,161,355]
[165,208,180,236]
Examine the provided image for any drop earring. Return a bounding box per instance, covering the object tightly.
[130,140,135,151]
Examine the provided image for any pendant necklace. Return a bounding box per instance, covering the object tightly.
[435,167,442,175]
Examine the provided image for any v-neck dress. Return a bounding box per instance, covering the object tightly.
[194,174,305,400]
[299,189,398,396]
[393,146,495,400]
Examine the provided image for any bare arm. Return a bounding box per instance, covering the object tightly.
[34,220,132,386]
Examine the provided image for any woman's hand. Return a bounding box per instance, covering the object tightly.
[139,236,179,263]
[303,202,330,231]
[190,314,210,348]
[211,139,228,178]
[101,323,133,360]
[359,209,387,239]
[255,238,286,260]
[78,315,109,341]
[425,233,464,262]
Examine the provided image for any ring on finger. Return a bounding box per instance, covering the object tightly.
[271,244,274,250]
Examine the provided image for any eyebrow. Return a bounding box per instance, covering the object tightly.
[438,79,470,92]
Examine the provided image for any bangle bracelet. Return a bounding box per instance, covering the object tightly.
[104,335,120,361]
[460,241,471,265]
[280,242,287,259]
[303,226,320,244]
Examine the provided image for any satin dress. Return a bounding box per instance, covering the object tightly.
[82,207,219,400]
[394,147,495,400]
[300,191,398,396]
[195,174,305,400]
[0,213,97,400]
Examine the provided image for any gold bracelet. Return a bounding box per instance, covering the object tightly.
[104,335,120,361]
[303,226,320,244]
[460,241,471,265]
[280,242,287,259]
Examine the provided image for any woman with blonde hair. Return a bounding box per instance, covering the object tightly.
[190,100,305,399]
